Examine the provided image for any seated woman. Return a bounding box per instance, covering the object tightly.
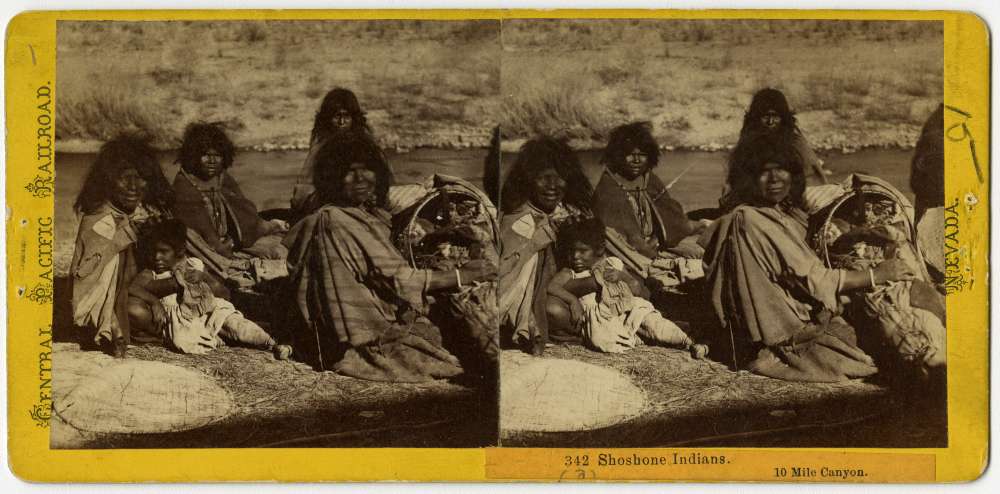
[592,122,708,268]
[720,88,829,211]
[499,137,592,354]
[290,88,390,214]
[70,134,174,357]
[910,104,946,282]
[171,123,288,281]
[282,138,494,382]
[702,134,916,382]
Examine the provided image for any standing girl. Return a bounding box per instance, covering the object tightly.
[290,87,390,214]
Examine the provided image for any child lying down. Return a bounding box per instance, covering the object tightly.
[547,218,708,357]
[129,220,292,358]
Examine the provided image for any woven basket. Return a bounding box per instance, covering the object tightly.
[394,180,500,362]
[807,183,928,276]
[395,186,499,269]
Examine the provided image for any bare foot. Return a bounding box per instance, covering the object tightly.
[273,344,293,361]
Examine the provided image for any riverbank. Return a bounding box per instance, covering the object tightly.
[56,124,927,156]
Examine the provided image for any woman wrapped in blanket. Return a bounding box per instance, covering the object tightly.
[592,122,709,262]
[701,134,916,382]
[499,137,593,354]
[71,134,174,357]
[282,138,494,382]
[171,123,289,273]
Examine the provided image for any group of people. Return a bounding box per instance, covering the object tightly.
[69,85,945,387]
[70,88,494,384]
[498,88,946,384]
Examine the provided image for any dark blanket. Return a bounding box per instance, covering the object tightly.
[173,170,264,256]
[592,170,692,258]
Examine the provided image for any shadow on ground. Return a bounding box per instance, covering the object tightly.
[499,344,946,448]
[52,341,497,449]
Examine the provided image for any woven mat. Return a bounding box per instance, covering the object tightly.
[500,351,648,432]
[53,350,234,436]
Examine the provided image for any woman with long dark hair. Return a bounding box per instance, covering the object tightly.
[71,134,173,357]
[592,122,707,262]
[290,87,390,213]
[281,138,494,380]
[721,88,830,210]
[498,137,592,353]
[702,134,916,381]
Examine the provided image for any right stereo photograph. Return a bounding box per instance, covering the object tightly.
[496,18,946,448]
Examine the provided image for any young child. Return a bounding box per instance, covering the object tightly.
[547,218,708,357]
[72,134,174,357]
[129,220,292,358]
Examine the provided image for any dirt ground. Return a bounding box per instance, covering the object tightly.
[52,342,496,449]
[501,344,946,448]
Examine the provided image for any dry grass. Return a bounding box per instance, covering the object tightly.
[501,19,943,150]
[53,342,495,448]
[57,82,174,148]
[57,19,940,151]
[502,344,946,447]
[57,20,501,150]
[499,57,616,141]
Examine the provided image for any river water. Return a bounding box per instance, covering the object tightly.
[53,147,915,272]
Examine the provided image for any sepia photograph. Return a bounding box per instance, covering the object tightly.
[50,19,501,448]
[496,19,947,448]
[5,5,992,483]
[44,15,948,452]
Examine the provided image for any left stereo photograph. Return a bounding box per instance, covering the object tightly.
[49,19,501,449]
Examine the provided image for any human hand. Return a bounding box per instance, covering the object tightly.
[873,258,918,284]
[670,241,705,260]
[268,219,290,234]
[690,218,713,234]
[461,260,496,282]
[218,238,235,258]
[602,268,623,284]
[570,300,584,324]
[151,301,168,329]
[182,268,207,285]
